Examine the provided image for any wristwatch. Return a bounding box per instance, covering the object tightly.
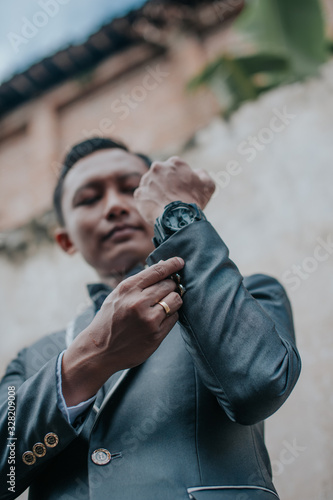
[153,201,207,247]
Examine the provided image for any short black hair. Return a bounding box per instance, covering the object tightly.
[53,137,151,226]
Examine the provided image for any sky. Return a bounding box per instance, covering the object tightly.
[0,0,148,84]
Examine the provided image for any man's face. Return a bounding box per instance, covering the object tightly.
[57,148,155,279]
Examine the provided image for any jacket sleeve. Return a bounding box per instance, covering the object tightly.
[0,350,83,500]
[146,220,301,425]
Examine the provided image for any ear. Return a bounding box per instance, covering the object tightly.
[54,227,77,255]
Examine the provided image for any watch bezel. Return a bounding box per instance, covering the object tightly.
[153,201,206,247]
[161,202,198,231]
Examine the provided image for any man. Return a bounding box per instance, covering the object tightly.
[0,137,301,500]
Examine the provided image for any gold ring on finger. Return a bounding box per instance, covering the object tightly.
[158,301,171,317]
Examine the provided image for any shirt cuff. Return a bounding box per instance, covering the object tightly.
[56,351,96,425]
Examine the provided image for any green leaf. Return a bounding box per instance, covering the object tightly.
[188,0,329,115]
[234,0,328,78]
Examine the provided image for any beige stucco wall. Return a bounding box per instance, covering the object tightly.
[1,61,332,500]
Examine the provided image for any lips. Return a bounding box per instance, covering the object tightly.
[101,224,140,242]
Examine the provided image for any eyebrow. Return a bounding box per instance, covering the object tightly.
[72,172,143,204]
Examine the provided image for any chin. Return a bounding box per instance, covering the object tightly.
[100,246,152,276]
[92,232,155,277]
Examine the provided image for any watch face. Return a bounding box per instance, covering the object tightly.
[163,205,196,230]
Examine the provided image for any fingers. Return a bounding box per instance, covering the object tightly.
[193,168,216,193]
[135,257,185,290]
[193,167,215,184]
[143,278,177,305]
[155,291,183,325]
[151,156,188,169]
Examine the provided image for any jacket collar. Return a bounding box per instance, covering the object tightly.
[86,263,146,312]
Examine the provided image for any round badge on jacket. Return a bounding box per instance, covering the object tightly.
[91,448,112,465]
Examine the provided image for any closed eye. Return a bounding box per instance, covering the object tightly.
[76,195,101,206]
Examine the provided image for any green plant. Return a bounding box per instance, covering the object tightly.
[189,0,330,116]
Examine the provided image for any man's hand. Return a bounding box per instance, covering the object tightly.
[62,257,184,406]
[134,156,215,225]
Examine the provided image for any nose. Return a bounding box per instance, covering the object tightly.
[104,189,131,220]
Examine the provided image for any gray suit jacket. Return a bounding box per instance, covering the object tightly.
[0,221,301,500]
